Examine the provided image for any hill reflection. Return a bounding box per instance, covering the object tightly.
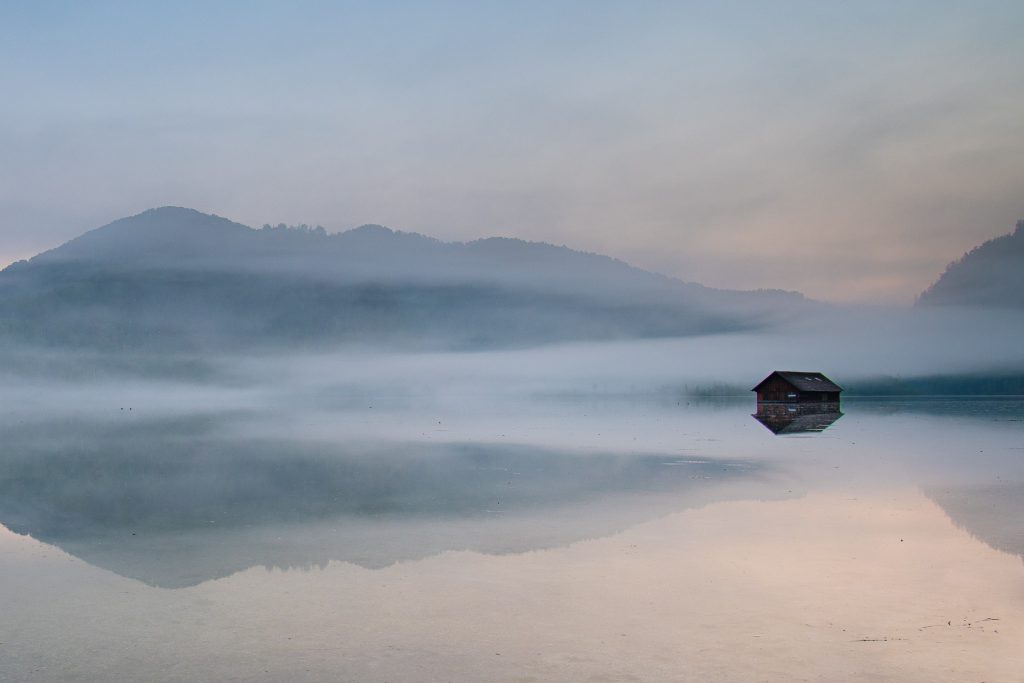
[925,483,1024,561]
[0,414,787,588]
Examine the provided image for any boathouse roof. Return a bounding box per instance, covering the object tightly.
[752,371,843,393]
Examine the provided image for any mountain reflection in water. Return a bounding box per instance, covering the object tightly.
[0,414,786,588]
[925,483,1024,561]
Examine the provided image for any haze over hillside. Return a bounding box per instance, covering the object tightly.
[917,220,1024,308]
[0,207,810,352]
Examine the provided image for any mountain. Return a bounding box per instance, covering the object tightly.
[917,220,1024,308]
[0,207,810,351]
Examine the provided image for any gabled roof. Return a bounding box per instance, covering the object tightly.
[752,371,843,393]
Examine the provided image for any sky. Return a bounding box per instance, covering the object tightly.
[1,1,1022,304]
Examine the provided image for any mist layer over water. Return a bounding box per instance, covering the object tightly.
[1,343,1023,681]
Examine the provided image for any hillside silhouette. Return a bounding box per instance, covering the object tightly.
[0,207,809,351]
[917,220,1024,308]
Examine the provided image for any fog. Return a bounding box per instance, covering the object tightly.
[5,208,1020,387]
[0,208,819,353]
[3,260,1023,680]
[5,4,1024,679]
[4,304,1021,402]
[2,358,1022,593]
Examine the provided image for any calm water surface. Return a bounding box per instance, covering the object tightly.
[1,393,1022,681]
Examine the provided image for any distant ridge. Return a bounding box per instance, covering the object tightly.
[917,220,1024,308]
[20,206,799,299]
[0,207,811,351]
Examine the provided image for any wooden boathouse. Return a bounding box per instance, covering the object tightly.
[752,371,842,403]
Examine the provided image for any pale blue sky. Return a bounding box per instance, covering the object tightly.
[2,1,1022,302]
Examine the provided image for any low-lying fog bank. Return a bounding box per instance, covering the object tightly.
[2,306,1022,406]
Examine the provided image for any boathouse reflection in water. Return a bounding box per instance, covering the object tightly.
[752,402,843,434]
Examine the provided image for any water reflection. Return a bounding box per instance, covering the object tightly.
[4,396,1023,591]
[926,483,1024,561]
[3,394,1024,682]
[0,415,785,588]
[751,402,843,434]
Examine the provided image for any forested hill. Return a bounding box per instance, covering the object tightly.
[0,207,810,351]
[917,220,1024,308]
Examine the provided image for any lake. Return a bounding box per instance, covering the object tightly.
[1,389,1022,681]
